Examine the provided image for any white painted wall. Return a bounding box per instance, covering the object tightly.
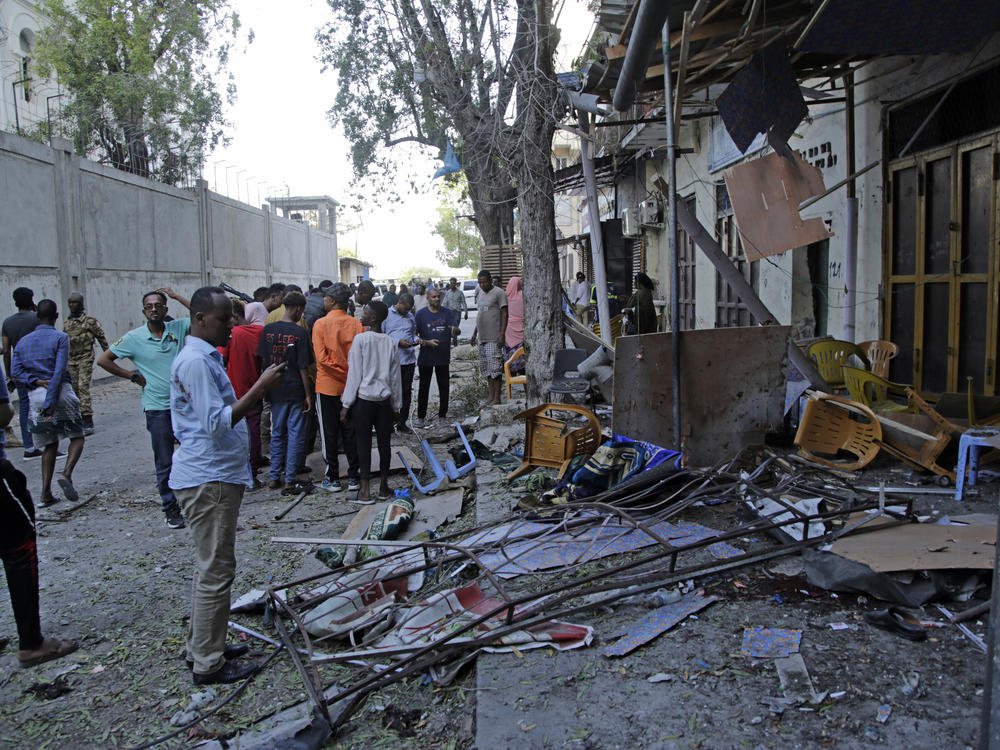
[630,36,1000,342]
[0,0,61,135]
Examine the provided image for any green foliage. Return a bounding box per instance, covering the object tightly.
[432,176,480,269]
[399,266,444,285]
[35,0,242,185]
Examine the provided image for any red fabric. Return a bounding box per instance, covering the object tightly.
[220,324,263,398]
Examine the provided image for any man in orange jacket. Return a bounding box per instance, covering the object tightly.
[312,283,363,492]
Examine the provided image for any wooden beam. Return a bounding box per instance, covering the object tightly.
[605,18,743,60]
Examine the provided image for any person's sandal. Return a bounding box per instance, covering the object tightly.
[863,608,927,641]
[18,637,79,668]
[57,476,79,503]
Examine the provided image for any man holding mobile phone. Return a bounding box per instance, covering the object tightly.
[169,287,286,685]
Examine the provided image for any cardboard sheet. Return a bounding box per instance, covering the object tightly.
[723,152,833,261]
[830,521,997,572]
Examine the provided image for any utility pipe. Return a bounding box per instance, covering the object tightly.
[661,17,682,445]
[675,199,829,389]
[613,0,671,111]
[577,110,612,346]
[843,70,857,343]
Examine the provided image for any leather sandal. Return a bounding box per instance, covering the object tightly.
[18,637,80,668]
[863,608,927,641]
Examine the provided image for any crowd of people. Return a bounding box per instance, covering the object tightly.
[0,273,508,683]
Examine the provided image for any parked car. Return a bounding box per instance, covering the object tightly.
[462,279,478,308]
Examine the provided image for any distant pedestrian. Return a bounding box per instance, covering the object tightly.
[470,270,508,405]
[63,292,109,435]
[259,292,313,492]
[341,301,400,503]
[504,277,525,370]
[219,301,265,487]
[312,283,363,492]
[265,284,308,328]
[441,277,468,347]
[2,287,40,459]
[353,280,376,321]
[0,373,79,668]
[169,287,285,685]
[571,271,590,324]
[253,287,269,303]
[413,285,428,312]
[414,288,460,428]
[96,287,191,529]
[625,272,657,335]
[381,284,399,307]
[384,293,417,431]
[304,280,333,330]
[12,300,85,507]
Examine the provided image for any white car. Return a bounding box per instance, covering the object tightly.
[462,279,478,309]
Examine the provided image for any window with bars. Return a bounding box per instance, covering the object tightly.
[715,184,757,328]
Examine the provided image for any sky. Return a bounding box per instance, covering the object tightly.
[206,0,595,280]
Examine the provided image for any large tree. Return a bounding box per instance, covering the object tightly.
[319,0,564,400]
[433,176,481,270]
[35,0,241,185]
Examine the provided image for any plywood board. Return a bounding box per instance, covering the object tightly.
[831,522,997,572]
[612,327,790,465]
[723,152,833,262]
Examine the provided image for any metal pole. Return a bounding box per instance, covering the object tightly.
[980,518,1000,748]
[842,70,857,343]
[662,17,682,445]
[577,110,612,345]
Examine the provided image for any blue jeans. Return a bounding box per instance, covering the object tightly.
[269,400,308,483]
[145,409,179,514]
[15,384,33,452]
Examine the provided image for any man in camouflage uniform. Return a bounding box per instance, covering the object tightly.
[63,293,109,434]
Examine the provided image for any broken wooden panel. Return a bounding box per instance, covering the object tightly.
[723,152,833,262]
[612,327,790,465]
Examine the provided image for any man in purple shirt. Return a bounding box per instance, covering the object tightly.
[11,300,85,507]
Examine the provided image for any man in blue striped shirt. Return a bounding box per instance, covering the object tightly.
[11,300,85,507]
[169,287,285,685]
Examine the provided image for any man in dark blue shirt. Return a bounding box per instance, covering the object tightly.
[11,300,86,507]
[413,288,460,429]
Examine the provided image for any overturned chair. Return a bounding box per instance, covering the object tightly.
[507,403,604,481]
[794,392,882,471]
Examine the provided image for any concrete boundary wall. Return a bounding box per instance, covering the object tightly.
[0,131,338,340]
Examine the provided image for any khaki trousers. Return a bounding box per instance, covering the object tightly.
[67,356,94,416]
[175,481,244,675]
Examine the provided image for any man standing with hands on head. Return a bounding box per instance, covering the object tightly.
[96,287,191,529]
[470,270,508,405]
[169,287,286,685]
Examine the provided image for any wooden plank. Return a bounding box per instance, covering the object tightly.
[605,18,744,60]
[831,521,997,572]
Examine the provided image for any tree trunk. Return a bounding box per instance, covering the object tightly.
[463,141,515,249]
[513,0,561,404]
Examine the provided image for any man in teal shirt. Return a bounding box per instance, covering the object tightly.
[97,287,190,529]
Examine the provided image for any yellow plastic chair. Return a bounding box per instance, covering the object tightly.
[858,340,899,380]
[806,340,870,391]
[794,393,882,471]
[504,346,526,400]
[842,366,917,414]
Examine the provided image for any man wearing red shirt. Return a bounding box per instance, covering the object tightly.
[219,301,265,487]
[312,283,363,492]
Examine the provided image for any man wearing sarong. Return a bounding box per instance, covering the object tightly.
[11,300,85,507]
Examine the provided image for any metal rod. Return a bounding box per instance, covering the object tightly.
[797,160,881,211]
[274,490,309,521]
[661,16,682,445]
[792,0,833,49]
